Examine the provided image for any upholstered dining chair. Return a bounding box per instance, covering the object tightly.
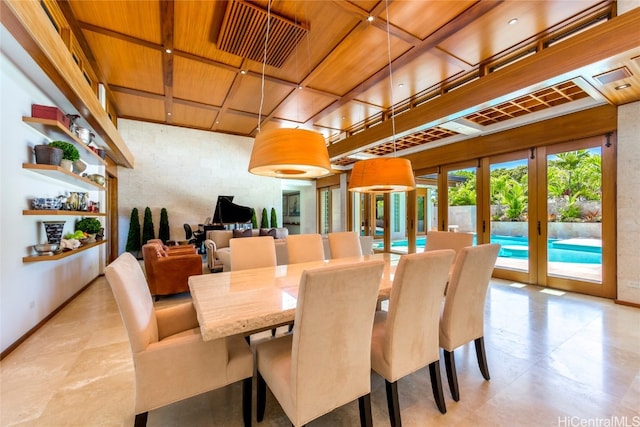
[286,233,325,264]
[256,260,385,427]
[371,250,455,426]
[229,235,277,271]
[424,230,473,259]
[104,252,253,427]
[439,243,501,401]
[328,231,363,259]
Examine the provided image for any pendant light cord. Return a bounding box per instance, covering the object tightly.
[257,0,272,133]
[385,0,397,154]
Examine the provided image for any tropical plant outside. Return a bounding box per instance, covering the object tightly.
[448,149,601,222]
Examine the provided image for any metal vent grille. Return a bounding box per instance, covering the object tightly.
[217,0,308,68]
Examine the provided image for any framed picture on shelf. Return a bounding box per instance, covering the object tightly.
[288,194,300,216]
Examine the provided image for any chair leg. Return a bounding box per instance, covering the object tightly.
[257,372,267,422]
[271,328,277,336]
[242,377,252,427]
[134,412,148,427]
[474,337,491,380]
[428,361,447,414]
[443,349,460,401]
[245,335,251,345]
[358,393,373,427]
[385,380,401,427]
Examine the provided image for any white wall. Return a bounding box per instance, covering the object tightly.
[116,120,282,253]
[1,51,103,353]
[617,101,640,304]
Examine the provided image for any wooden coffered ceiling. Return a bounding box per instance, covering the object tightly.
[53,0,640,168]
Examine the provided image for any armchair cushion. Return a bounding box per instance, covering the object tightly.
[259,228,277,238]
[232,228,253,238]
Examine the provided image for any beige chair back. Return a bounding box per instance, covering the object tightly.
[104,252,158,353]
[440,244,500,351]
[328,231,363,258]
[291,260,384,424]
[230,235,277,271]
[287,234,325,264]
[380,250,455,380]
[425,230,473,258]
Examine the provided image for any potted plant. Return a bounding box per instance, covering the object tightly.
[75,217,102,242]
[49,140,80,171]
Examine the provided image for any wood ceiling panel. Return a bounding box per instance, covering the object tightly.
[216,111,260,135]
[227,73,293,115]
[113,92,165,122]
[173,56,236,106]
[173,0,243,67]
[384,0,476,40]
[314,100,384,131]
[583,52,640,106]
[356,50,466,108]
[306,24,412,96]
[68,0,161,44]
[272,89,336,123]
[437,0,604,66]
[171,104,218,130]
[82,31,164,94]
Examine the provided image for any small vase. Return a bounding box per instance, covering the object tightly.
[43,221,65,244]
[60,159,73,171]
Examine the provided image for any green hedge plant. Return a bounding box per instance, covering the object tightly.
[49,140,80,161]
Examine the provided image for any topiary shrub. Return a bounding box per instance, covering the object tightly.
[270,207,277,228]
[158,208,170,243]
[142,207,155,244]
[251,208,258,229]
[125,208,141,256]
[260,208,269,228]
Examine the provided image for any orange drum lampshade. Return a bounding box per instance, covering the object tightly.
[248,128,331,178]
[348,157,415,193]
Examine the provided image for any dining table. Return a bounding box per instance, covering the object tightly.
[188,252,400,342]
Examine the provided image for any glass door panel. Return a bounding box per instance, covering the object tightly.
[416,188,426,235]
[545,147,602,283]
[490,156,530,274]
[446,167,477,234]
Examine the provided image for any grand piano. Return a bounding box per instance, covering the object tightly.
[209,196,254,230]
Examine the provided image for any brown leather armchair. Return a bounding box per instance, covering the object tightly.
[142,242,203,297]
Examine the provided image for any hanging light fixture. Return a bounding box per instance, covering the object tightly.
[248,1,331,179]
[347,0,415,193]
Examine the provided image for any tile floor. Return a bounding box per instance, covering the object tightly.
[1,276,639,427]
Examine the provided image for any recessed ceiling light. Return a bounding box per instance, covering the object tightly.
[165,48,172,54]
[367,16,374,23]
[167,112,171,116]
[508,18,518,25]
[240,70,246,75]
[615,83,632,90]
[398,83,404,88]
[298,85,303,90]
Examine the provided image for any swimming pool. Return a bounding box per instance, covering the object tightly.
[374,235,602,264]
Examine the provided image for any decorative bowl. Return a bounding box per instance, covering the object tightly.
[32,197,63,210]
[33,243,59,255]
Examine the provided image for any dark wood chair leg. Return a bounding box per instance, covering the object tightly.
[358,393,373,427]
[257,372,267,422]
[245,335,251,345]
[242,377,252,427]
[474,337,491,380]
[385,380,401,427]
[428,361,447,414]
[443,349,460,401]
[288,323,294,333]
[134,412,148,427]
[271,328,277,336]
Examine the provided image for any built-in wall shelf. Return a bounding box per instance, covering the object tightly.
[23,210,106,216]
[23,239,107,262]
[22,163,104,191]
[23,116,106,166]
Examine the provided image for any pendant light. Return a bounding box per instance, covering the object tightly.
[248,1,331,179]
[348,0,415,193]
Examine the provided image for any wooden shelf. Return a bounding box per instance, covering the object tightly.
[23,210,106,216]
[23,239,107,262]
[22,163,105,191]
[23,116,106,166]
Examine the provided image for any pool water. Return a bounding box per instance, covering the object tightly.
[375,235,602,264]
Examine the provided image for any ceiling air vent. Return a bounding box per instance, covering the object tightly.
[593,67,632,85]
[217,0,308,68]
